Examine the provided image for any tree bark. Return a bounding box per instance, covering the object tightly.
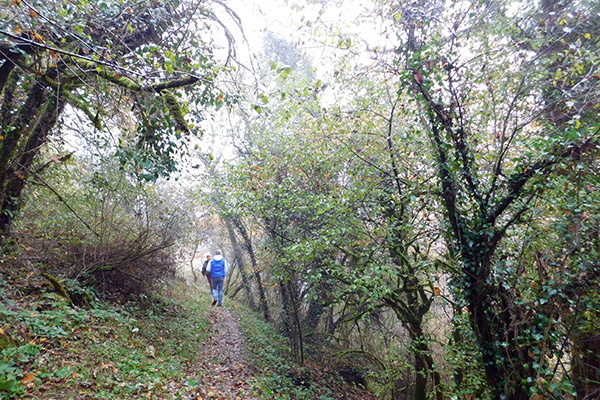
[0,80,46,193]
[224,216,255,308]
[0,88,65,234]
[232,215,270,321]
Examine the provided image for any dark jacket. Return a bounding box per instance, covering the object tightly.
[202,259,211,276]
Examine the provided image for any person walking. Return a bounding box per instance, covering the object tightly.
[206,250,228,306]
[201,253,212,292]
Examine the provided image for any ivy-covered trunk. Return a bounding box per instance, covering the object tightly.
[460,245,535,399]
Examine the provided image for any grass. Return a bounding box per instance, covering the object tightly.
[1,262,374,400]
[0,268,211,400]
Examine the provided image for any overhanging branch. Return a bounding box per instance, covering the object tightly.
[486,135,599,225]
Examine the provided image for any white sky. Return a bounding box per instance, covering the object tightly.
[194,0,393,162]
[218,0,389,72]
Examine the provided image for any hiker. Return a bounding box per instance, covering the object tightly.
[201,253,212,291]
[206,250,228,306]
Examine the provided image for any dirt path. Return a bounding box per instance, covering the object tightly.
[195,305,260,400]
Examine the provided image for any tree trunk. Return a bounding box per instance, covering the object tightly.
[410,327,443,400]
[0,80,46,199]
[413,350,427,400]
[224,216,255,308]
[189,239,200,283]
[386,296,442,400]
[462,251,534,400]
[232,216,270,321]
[301,261,331,337]
[279,281,294,346]
[289,279,305,366]
[0,88,65,234]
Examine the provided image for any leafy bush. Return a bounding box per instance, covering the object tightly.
[16,155,186,300]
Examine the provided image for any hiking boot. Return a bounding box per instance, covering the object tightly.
[217,303,222,307]
[212,300,217,305]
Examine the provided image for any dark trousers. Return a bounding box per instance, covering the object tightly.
[205,273,213,291]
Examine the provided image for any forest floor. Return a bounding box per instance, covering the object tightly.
[1,258,377,400]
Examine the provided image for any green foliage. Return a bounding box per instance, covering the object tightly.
[0,269,212,400]
[379,0,600,397]
[3,0,598,399]
[0,0,230,233]
[233,302,343,400]
[210,0,600,398]
[0,344,41,397]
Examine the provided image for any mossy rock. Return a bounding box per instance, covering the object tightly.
[0,334,19,351]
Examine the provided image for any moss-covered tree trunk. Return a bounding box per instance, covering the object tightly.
[0,80,65,234]
[386,291,441,400]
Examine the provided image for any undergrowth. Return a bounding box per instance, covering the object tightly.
[0,267,210,400]
[231,303,373,400]
[1,262,374,400]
